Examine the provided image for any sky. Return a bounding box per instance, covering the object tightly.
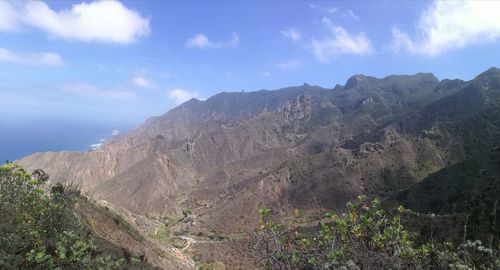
[1,0,500,127]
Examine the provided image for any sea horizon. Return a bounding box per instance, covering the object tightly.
[0,119,131,164]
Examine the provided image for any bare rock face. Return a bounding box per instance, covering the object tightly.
[278,94,312,121]
[18,68,500,236]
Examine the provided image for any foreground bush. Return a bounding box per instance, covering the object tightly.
[0,163,126,269]
[250,196,499,269]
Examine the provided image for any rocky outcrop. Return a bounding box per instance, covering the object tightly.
[278,94,312,121]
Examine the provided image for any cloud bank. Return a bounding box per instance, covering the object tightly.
[0,1,150,43]
[391,0,500,56]
[309,18,373,62]
[0,1,19,31]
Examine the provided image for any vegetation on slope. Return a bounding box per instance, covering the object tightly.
[404,147,500,246]
[0,163,150,269]
[250,196,499,269]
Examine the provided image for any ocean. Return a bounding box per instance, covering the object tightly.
[0,120,132,164]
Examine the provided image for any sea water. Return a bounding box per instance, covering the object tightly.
[0,120,131,164]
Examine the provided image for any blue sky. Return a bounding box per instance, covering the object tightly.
[1,0,500,126]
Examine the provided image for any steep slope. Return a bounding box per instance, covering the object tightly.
[404,146,500,214]
[74,197,196,269]
[397,68,500,161]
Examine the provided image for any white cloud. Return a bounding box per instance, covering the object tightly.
[309,17,373,62]
[132,76,154,88]
[277,59,302,70]
[186,33,239,49]
[0,48,63,66]
[258,71,271,77]
[346,10,359,21]
[281,28,302,41]
[4,1,149,43]
[186,34,210,48]
[167,88,201,104]
[0,1,19,31]
[328,7,339,14]
[309,4,337,14]
[391,0,500,56]
[310,4,358,19]
[64,83,135,99]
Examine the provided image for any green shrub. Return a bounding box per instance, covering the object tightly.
[250,195,499,269]
[0,164,126,269]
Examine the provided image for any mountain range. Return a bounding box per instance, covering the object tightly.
[18,67,500,268]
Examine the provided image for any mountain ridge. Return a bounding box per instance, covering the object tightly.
[17,68,500,267]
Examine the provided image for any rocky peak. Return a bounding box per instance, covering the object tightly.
[345,74,369,89]
[345,74,380,89]
[414,72,439,83]
[478,67,500,78]
[475,67,500,87]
